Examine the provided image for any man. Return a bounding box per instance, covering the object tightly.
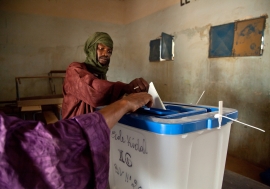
[0,92,153,189]
[62,32,149,119]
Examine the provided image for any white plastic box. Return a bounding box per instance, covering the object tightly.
[109,102,238,189]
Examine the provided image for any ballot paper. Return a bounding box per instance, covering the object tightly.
[148,82,166,110]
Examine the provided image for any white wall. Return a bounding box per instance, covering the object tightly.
[0,11,125,99]
[116,0,270,167]
[0,0,269,167]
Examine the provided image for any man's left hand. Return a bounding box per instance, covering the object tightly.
[124,78,149,94]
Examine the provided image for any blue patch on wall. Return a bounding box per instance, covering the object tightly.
[209,23,235,57]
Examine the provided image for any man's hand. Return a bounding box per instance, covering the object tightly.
[99,92,153,129]
[122,92,153,112]
[124,78,149,94]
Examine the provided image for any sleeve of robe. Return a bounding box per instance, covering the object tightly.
[0,111,110,189]
[63,62,127,107]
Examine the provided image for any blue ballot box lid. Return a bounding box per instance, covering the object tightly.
[118,102,238,135]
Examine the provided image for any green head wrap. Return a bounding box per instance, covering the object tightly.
[84,32,113,80]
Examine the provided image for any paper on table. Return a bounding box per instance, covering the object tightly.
[148,82,166,110]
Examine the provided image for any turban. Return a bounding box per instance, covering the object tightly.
[84,32,113,80]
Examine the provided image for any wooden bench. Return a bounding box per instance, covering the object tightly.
[43,111,59,124]
[21,105,42,112]
[20,105,42,120]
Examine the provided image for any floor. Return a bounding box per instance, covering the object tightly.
[225,154,267,183]
[224,154,270,188]
[222,170,270,189]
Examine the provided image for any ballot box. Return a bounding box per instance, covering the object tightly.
[109,102,238,189]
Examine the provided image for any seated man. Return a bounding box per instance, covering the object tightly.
[0,92,153,189]
[62,32,149,119]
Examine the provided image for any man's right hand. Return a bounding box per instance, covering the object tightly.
[99,92,153,129]
[122,92,153,112]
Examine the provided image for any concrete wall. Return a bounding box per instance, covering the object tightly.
[0,0,125,24]
[0,13,125,99]
[0,0,269,167]
[120,0,270,168]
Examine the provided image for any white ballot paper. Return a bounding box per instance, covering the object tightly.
[148,82,166,110]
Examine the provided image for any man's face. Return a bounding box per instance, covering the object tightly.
[96,43,113,66]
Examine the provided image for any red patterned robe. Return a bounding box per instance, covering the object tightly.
[62,62,127,119]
